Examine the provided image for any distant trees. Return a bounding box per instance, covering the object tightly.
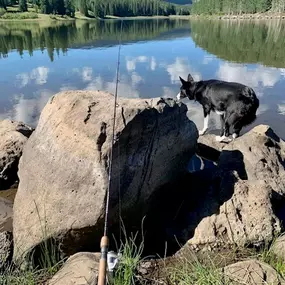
[19,0,28,11]
[79,0,88,16]
[191,0,285,14]
[0,0,6,9]
[0,0,190,17]
[87,0,190,17]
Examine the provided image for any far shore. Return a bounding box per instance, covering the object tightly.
[1,11,285,23]
[0,13,191,22]
[189,12,285,20]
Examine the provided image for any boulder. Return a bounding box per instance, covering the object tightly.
[271,235,285,261]
[0,197,13,232]
[187,178,282,248]
[48,252,100,285]
[180,125,285,250]
[13,90,198,265]
[219,125,285,193]
[0,120,33,190]
[223,259,285,284]
[0,231,13,270]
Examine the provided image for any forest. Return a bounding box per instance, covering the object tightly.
[0,0,191,17]
[191,0,285,14]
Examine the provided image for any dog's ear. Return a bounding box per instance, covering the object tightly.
[187,73,194,83]
[179,76,186,85]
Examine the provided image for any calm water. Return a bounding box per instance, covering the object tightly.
[0,19,285,139]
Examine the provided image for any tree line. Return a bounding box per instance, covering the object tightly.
[191,0,285,14]
[0,0,191,17]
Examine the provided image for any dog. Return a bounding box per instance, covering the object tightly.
[177,73,259,142]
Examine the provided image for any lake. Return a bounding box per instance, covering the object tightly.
[0,19,285,139]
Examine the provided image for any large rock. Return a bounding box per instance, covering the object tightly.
[187,177,282,248]
[219,125,285,192]
[180,125,285,250]
[13,90,198,265]
[48,252,100,285]
[0,197,13,232]
[223,259,285,284]
[0,120,33,190]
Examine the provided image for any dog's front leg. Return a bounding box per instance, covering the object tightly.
[216,121,232,142]
[199,108,210,136]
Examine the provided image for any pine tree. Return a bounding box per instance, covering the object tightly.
[19,0,28,11]
[41,0,50,13]
[79,0,88,15]
[0,0,6,9]
[65,0,75,16]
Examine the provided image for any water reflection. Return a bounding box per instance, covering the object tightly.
[190,19,285,68]
[0,19,285,139]
[0,19,190,61]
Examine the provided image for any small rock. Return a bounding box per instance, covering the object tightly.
[223,259,285,284]
[48,252,100,285]
[271,235,285,261]
[0,120,33,190]
[0,197,13,232]
[0,231,13,270]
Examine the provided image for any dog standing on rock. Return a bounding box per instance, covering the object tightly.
[176,73,259,142]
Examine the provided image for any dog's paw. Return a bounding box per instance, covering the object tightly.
[199,130,205,136]
[215,135,232,143]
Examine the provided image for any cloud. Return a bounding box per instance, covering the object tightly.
[16,66,49,88]
[216,62,281,88]
[72,67,93,82]
[125,56,156,72]
[3,90,53,126]
[82,67,93,82]
[278,102,285,115]
[150,57,157,71]
[85,73,141,98]
[164,57,201,84]
[131,72,143,86]
[202,55,215,65]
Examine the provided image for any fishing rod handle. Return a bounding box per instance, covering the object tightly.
[98,235,109,285]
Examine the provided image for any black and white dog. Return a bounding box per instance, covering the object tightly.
[177,74,259,142]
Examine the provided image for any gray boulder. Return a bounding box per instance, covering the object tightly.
[48,252,100,285]
[0,231,13,270]
[223,259,285,284]
[0,197,13,232]
[13,90,198,265]
[178,125,285,251]
[0,120,33,190]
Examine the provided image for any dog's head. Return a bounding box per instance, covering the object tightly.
[177,73,195,100]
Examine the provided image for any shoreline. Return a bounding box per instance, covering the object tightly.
[189,12,285,20]
[0,13,191,22]
[1,11,285,23]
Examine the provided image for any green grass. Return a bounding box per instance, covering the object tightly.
[110,219,145,285]
[259,237,285,279]
[0,12,38,19]
[168,253,224,285]
[0,265,60,285]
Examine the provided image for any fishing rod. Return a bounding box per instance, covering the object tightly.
[98,19,124,285]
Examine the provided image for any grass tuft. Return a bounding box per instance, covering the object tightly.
[0,12,38,19]
[259,238,285,279]
[168,254,224,285]
[110,218,145,285]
